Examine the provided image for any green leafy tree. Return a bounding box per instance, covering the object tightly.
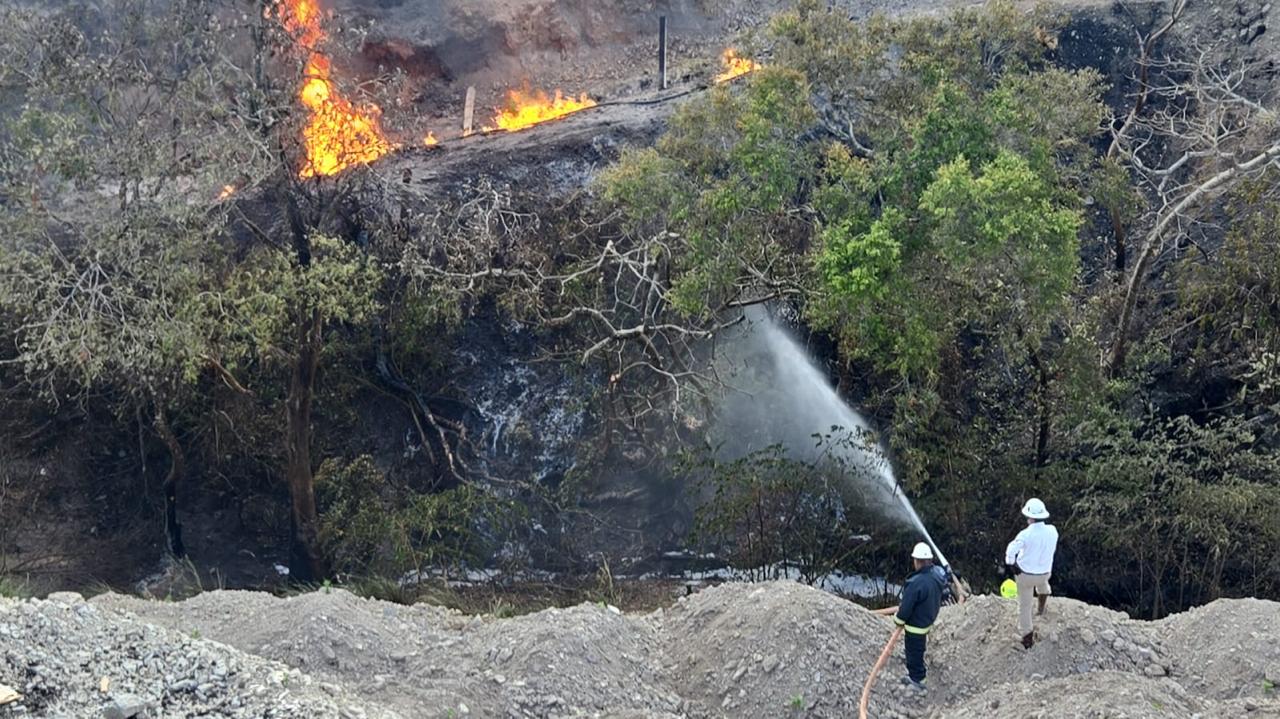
[315,455,514,579]
[0,0,391,577]
[1065,412,1280,616]
[215,234,383,579]
[0,0,278,556]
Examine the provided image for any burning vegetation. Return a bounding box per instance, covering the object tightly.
[715,49,762,84]
[278,0,393,177]
[276,0,598,169]
[488,88,598,133]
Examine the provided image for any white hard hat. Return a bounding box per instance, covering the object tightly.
[910,542,934,560]
[1021,498,1050,519]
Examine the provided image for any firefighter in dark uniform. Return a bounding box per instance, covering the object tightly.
[894,542,949,692]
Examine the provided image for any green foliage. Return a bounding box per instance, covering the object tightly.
[0,575,33,599]
[0,217,221,397]
[766,0,1105,379]
[217,235,382,368]
[598,67,818,320]
[316,455,515,578]
[922,151,1081,317]
[686,441,879,584]
[1064,411,1280,615]
[816,149,1084,377]
[0,0,276,402]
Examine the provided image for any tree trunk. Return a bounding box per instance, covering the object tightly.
[153,402,186,558]
[1110,206,1127,274]
[285,307,326,581]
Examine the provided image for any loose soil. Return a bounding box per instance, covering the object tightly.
[2,581,1275,718]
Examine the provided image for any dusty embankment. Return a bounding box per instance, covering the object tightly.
[1,581,1277,718]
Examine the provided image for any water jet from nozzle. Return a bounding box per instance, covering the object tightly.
[714,310,951,568]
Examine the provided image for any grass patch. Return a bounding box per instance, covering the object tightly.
[0,574,33,598]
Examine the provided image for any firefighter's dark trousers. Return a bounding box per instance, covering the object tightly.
[904,632,927,683]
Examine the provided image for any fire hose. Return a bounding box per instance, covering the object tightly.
[858,625,902,719]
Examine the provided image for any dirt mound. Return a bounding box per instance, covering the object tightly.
[1156,597,1280,700]
[461,604,678,717]
[940,672,1248,719]
[928,595,1168,704]
[0,594,396,718]
[95,589,466,710]
[98,588,684,718]
[10,582,1275,718]
[657,581,907,717]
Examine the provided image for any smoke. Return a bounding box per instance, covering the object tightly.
[710,308,948,565]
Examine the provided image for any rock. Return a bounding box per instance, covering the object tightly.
[761,655,780,674]
[1099,630,1118,644]
[103,694,151,719]
[47,592,85,605]
[1264,664,1280,684]
[1079,629,1097,646]
[1144,663,1167,677]
[0,684,20,706]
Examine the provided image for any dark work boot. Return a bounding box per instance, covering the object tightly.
[1021,632,1035,649]
[1038,595,1048,616]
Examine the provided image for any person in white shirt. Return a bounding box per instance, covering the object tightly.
[1004,497,1058,649]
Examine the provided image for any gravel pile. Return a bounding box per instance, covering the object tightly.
[927,594,1170,704]
[0,593,399,719]
[1157,597,1280,700]
[656,581,917,718]
[5,582,1278,718]
[940,672,1249,718]
[97,588,686,718]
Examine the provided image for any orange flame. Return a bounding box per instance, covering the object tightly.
[714,49,761,84]
[278,0,392,177]
[424,132,439,147]
[218,184,237,200]
[488,89,597,133]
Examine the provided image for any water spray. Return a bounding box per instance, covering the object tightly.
[719,312,965,595]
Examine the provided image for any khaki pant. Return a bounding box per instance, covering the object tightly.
[1016,572,1051,636]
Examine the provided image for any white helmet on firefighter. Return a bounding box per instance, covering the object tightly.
[1021,498,1050,519]
[910,542,934,560]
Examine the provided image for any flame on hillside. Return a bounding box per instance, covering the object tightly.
[488,89,597,133]
[714,49,761,84]
[278,0,392,177]
[424,132,439,146]
[218,185,237,200]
